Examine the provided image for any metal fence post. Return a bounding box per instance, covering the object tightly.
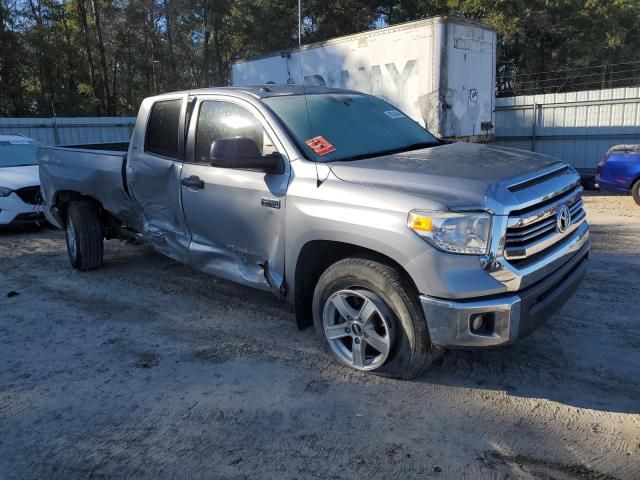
[531,102,537,152]
[52,116,61,145]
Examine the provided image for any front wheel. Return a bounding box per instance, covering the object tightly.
[65,200,104,271]
[312,255,436,379]
[632,179,640,206]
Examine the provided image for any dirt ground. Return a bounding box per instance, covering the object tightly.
[1,193,639,479]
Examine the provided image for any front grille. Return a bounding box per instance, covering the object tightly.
[15,186,41,205]
[504,186,586,266]
[12,212,45,223]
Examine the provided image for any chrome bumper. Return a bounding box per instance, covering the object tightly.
[421,241,589,348]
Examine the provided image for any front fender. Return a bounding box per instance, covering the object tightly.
[284,167,508,302]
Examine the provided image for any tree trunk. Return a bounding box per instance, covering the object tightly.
[149,1,160,94]
[212,14,223,85]
[201,0,211,87]
[76,0,102,115]
[60,8,77,97]
[91,0,112,114]
[164,0,178,89]
[28,0,55,115]
[111,52,118,113]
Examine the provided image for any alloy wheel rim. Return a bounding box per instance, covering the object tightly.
[322,289,393,371]
[67,218,77,258]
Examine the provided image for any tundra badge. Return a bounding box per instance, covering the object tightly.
[261,198,281,209]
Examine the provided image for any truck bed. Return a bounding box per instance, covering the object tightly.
[38,144,140,230]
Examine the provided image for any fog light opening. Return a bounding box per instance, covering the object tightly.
[470,313,495,335]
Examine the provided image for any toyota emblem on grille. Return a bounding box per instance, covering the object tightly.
[556,205,572,233]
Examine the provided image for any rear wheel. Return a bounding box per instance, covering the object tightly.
[632,179,640,206]
[65,200,104,271]
[312,255,435,379]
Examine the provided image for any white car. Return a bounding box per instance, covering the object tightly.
[0,135,45,226]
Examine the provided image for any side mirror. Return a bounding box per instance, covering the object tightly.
[209,137,284,174]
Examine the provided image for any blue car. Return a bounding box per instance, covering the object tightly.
[596,144,640,205]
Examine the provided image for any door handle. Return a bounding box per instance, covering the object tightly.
[181,175,204,189]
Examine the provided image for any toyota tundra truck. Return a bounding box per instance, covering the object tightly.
[38,86,589,379]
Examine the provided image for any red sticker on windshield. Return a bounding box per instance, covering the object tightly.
[305,136,336,156]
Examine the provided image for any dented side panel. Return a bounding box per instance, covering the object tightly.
[179,167,288,292]
[126,155,190,262]
[37,146,139,229]
[126,94,191,263]
[179,95,292,294]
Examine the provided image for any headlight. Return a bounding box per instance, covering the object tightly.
[0,187,13,197]
[408,210,491,255]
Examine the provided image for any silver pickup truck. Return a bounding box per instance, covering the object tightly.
[39,86,589,379]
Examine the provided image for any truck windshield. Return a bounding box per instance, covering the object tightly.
[262,93,439,162]
[0,141,39,167]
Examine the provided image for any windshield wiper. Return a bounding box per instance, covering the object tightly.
[6,163,38,167]
[336,141,441,162]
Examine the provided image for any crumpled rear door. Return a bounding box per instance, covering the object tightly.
[127,94,191,262]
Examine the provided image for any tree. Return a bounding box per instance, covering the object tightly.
[0,0,27,115]
[1,0,640,116]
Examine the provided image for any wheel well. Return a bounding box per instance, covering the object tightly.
[53,191,95,222]
[52,191,120,238]
[293,240,417,330]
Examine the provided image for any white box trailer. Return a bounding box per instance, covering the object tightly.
[231,16,497,140]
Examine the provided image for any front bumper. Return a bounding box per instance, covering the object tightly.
[595,176,630,194]
[0,192,44,226]
[421,241,589,348]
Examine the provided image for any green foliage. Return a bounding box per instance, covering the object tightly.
[1,0,639,116]
[447,0,640,95]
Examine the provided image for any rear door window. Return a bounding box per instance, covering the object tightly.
[145,99,182,159]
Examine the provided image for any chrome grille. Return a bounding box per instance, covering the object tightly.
[504,186,586,263]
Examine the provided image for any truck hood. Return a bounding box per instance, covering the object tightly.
[329,142,564,210]
[0,165,40,190]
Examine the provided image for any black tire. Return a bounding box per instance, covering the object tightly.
[65,200,104,271]
[632,179,640,206]
[312,255,435,380]
[581,175,597,191]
